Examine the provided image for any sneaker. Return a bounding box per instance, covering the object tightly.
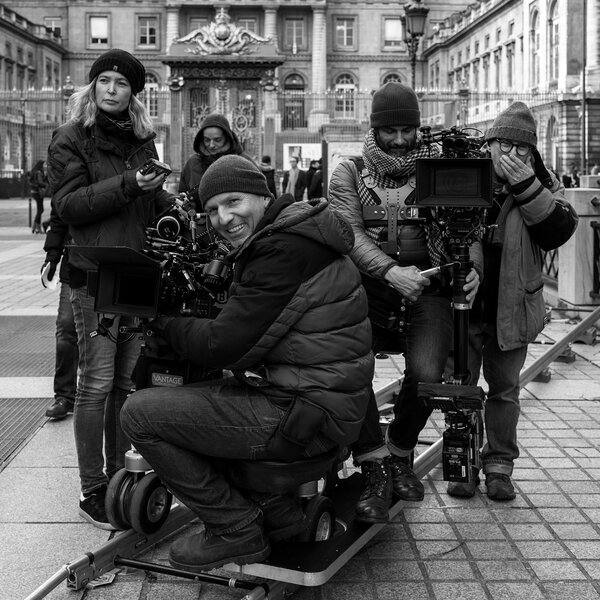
[389,455,424,501]
[45,398,74,420]
[355,458,393,523]
[169,518,271,572]
[447,469,480,498]
[79,486,116,530]
[485,473,516,501]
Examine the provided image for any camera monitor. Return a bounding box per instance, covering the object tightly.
[71,246,162,318]
[415,158,493,208]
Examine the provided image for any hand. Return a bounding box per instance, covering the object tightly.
[463,268,480,308]
[40,261,57,288]
[135,169,168,191]
[384,265,431,302]
[144,316,172,354]
[499,153,535,186]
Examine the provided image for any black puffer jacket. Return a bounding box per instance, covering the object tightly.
[47,118,173,282]
[159,196,374,450]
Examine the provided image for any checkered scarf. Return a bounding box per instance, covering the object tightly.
[358,129,449,267]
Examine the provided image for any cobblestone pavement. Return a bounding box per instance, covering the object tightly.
[1,198,600,600]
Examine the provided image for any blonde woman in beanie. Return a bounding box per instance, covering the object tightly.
[122,155,374,571]
[329,81,482,523]
[447,101,578,500]
[46,48,176,529]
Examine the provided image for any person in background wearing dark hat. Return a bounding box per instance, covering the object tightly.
[307,159,323,199]
[47,48,175,529]
[122,155,373,572]
[329,81,481,522]
[282,155,307,202]
[258,154,278,197]
[179,113,248,206]
[447,102,577,501]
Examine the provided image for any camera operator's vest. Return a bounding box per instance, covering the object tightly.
[351,158,430,267]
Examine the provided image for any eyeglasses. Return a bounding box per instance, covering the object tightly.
[495,139,531,156]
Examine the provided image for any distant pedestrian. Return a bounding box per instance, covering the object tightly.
[308,161,323,199]
[282,155,307,202]
[29,160,48,234]
[258,155,278,198]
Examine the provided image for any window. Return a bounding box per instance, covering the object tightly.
[334,73,356,119]
[283,74,305,129]
[334,17,355,50]
[142,73,159,117]
[138,16,158,47]
[45,58,52,87]
[548,2,559,80]
[284,18,306,52]
[189,17,209,31]
[44,16,62,36]
[237,17,257,34]
[5,62,13,90]
[530,9,540,87]
[89,15,108,46]
[496,28,501,43]
[383,17,403,47]
[484,34,490,49]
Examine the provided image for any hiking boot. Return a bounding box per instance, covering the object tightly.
[45,398,74,420]
[255,493,307,541]
[485,473,516,501]
[389,455,424,501]
[447,471,480,499]
[169,519,271,572]
[355,458,393,523]
[79,486,115,530]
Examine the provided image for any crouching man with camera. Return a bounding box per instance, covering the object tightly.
[121,155,374,571]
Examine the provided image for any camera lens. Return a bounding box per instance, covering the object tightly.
[156,215,181,239]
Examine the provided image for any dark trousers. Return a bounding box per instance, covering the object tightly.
[54,283,78,404]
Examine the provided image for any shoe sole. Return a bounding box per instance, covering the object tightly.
[392,490,424,502]
[169,545,271,573]
[354,512,389,524]
[78,507,117,531]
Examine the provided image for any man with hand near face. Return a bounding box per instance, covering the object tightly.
[447,102,578,501]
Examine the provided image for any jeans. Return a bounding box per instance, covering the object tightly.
[121,377,334,533]
[70,287,141,494]
[353,294,453,459]
[54,283,78,404]
[467,321,527,476]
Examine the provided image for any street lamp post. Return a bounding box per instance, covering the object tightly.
[402,0,430,89]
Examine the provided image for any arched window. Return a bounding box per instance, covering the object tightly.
[382,73,402,85]
[141,73,159,118]
[548,1,559,81]
[334,73,356,118]
[530,8,540,87]
[283,74,306,129]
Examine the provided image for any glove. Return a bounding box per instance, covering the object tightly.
[40,261,57,288]
[143,316,174,355]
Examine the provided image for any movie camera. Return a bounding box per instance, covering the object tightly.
[415,125,492,484]
[74,193,231,390]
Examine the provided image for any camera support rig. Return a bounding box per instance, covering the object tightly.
[415,126,492,484]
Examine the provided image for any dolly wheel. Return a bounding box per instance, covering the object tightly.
[298,496,335,542]
[106,468,136,530]
[128,472,173,534]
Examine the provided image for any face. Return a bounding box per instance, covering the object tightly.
[488,138,533,178]
[95,71,132,115]
[204,191,270,248]
[203,127,230,155]
[375,126,418,157]
[289,157,298,169]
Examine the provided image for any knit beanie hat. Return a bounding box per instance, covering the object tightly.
[370,82,420,128]
[198,155,272,207]
[89,49,146,95]
[484,101,537,146]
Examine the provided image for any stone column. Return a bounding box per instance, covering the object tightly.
[309,6,329,131]
[166,7,179,53]
[264,7,278,48]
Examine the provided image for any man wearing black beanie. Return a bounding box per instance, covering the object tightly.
[122,155,374,571]
[329,81,482,521]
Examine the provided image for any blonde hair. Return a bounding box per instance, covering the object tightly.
[66,79,155,139]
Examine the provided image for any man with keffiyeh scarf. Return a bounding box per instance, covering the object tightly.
[329,82,481,523]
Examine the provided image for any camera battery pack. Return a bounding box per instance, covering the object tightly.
[442,429,473,482]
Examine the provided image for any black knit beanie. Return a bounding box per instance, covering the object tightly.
[89,49,146,95]
[198,156,272,207]
[370,82,420,128]
[484,101,537,146]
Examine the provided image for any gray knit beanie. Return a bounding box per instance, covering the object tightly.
[484,101,537,146]
[198,156,272,207]
[89,49,146,95]
[370,82,421,128]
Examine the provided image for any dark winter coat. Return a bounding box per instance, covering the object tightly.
[158,195,374,450]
